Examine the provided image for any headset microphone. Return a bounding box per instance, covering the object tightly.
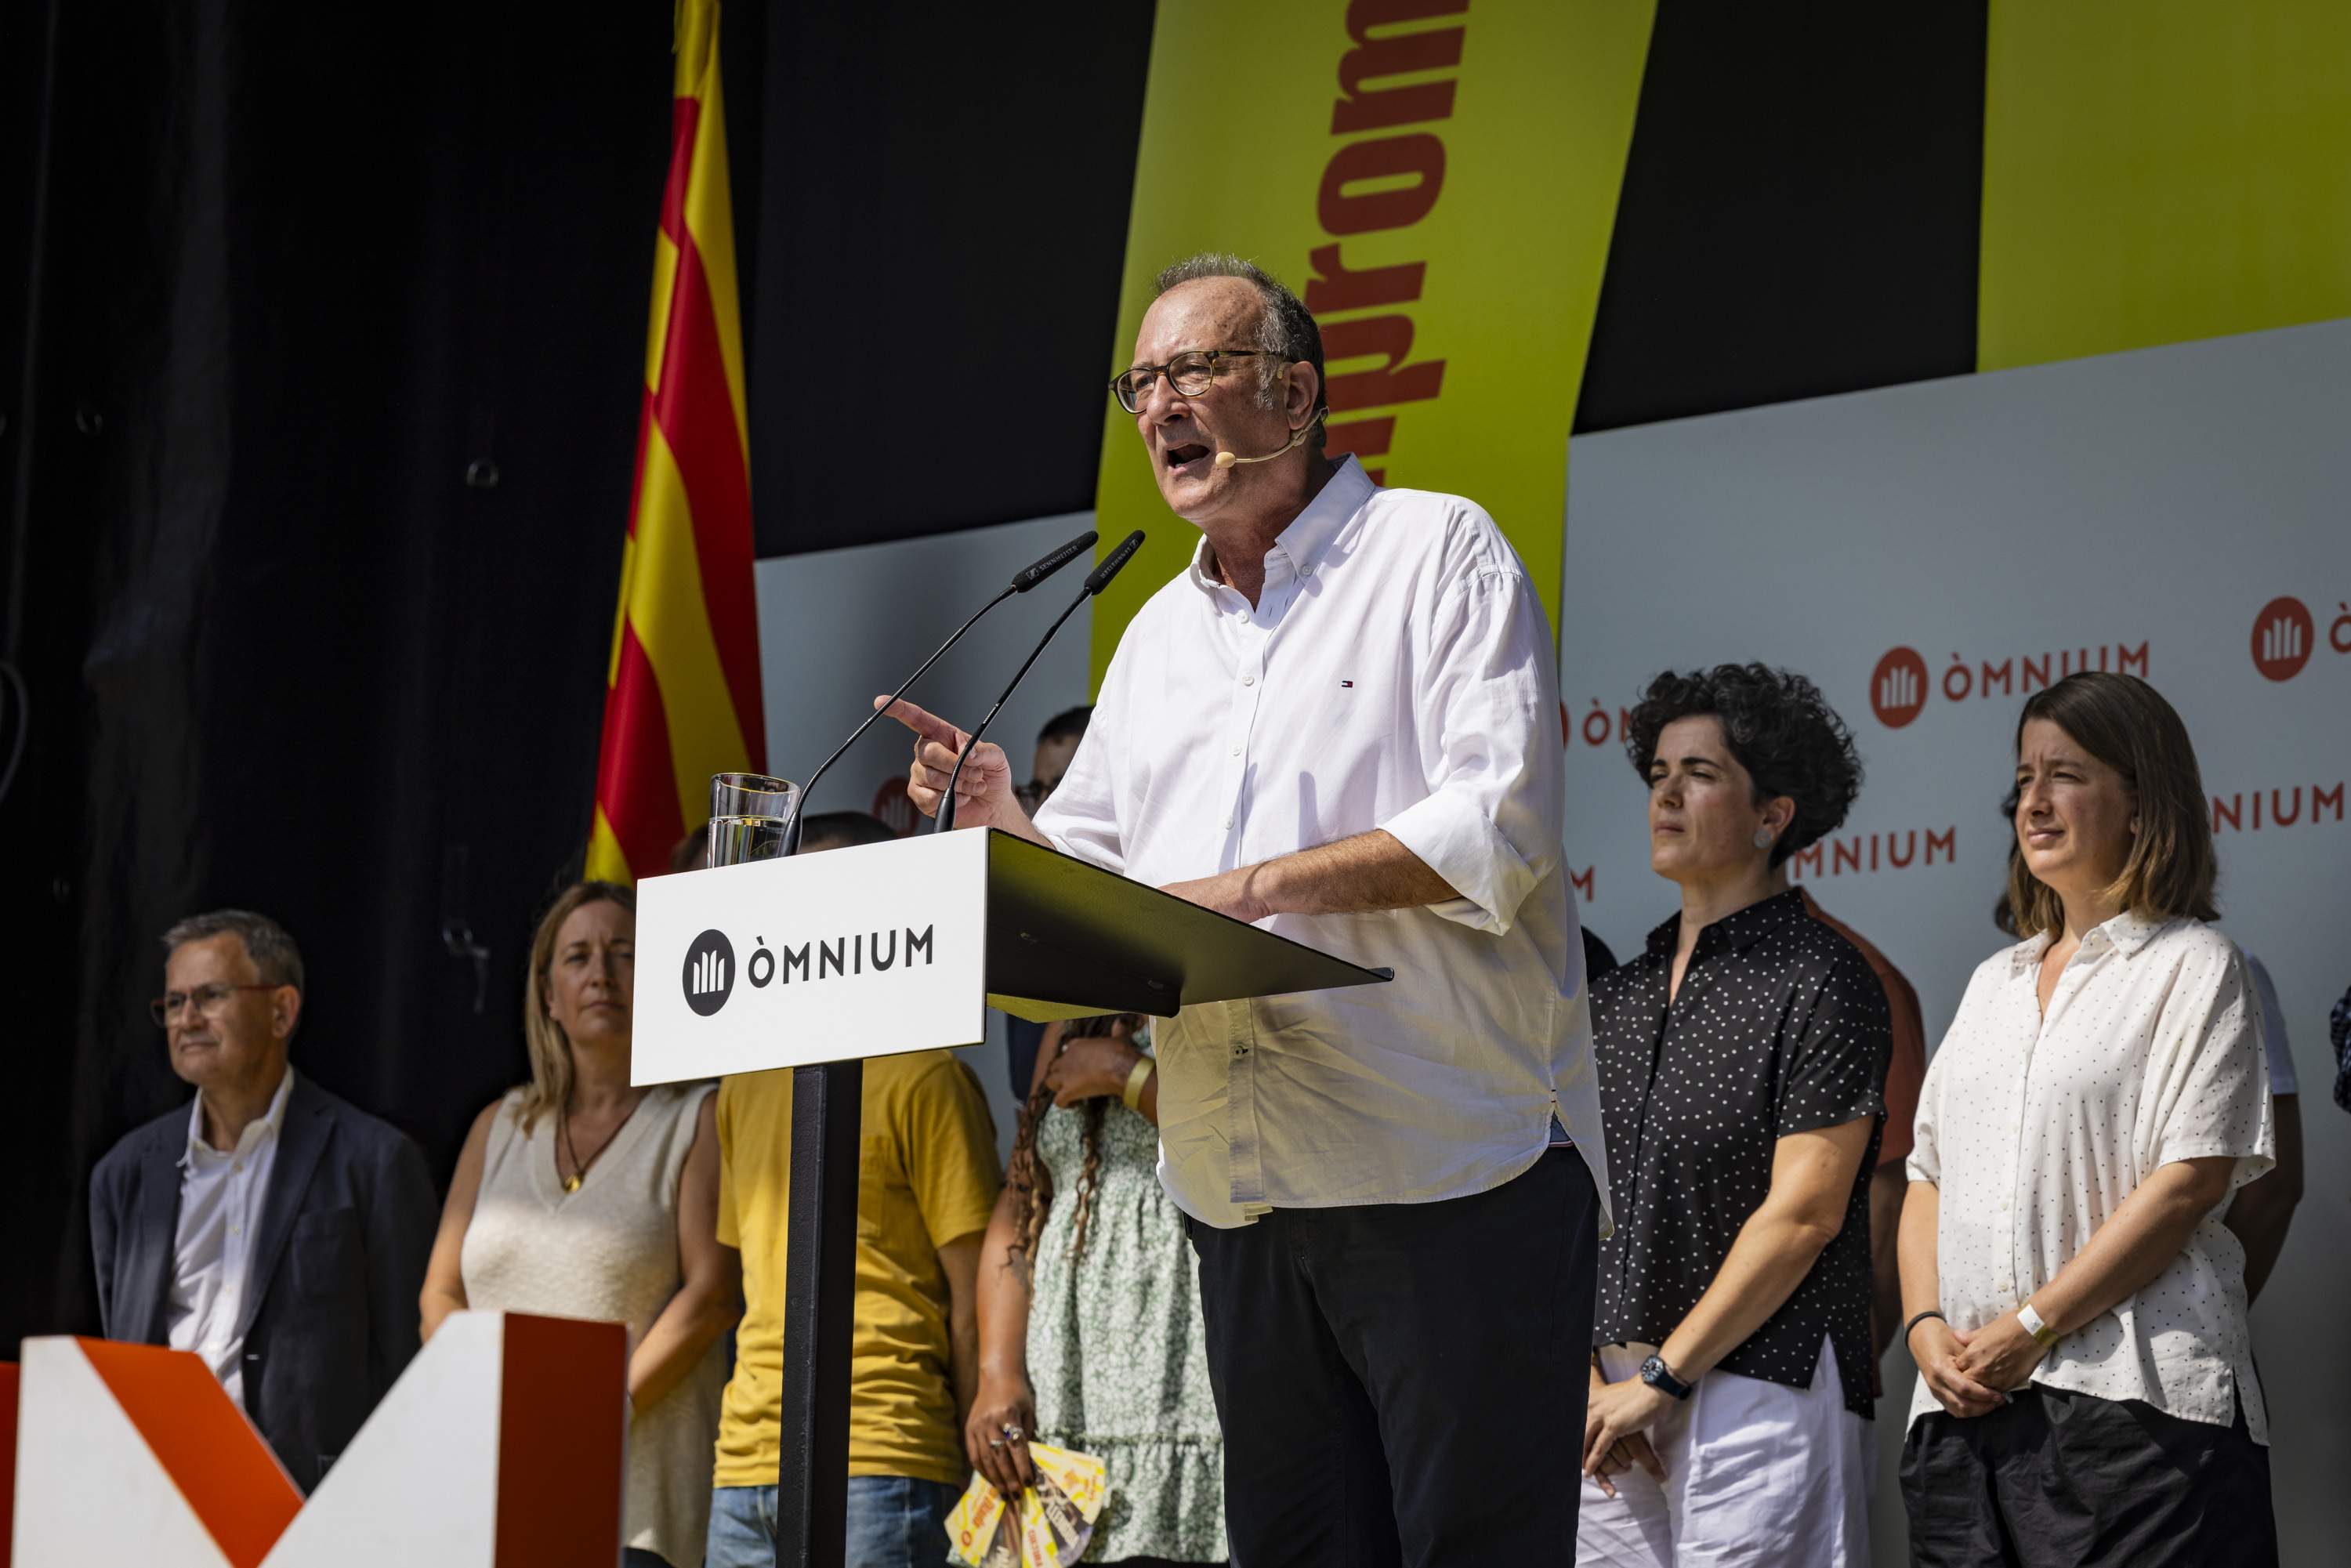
[1213,410,1328,469]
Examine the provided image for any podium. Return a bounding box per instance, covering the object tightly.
[634,827,1389,1566]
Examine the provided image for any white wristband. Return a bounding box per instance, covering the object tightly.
[2016,1302,2056,1347]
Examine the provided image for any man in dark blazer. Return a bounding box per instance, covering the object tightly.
[90,909,438,1492]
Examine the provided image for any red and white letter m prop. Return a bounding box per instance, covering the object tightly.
[3,1311,624,1567]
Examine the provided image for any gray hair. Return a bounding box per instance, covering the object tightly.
[161,908,306,995]
[1151,253,1328,454]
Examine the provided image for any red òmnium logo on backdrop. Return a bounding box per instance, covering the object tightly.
[2250,596,2313,683]
[1871,647,1929,729]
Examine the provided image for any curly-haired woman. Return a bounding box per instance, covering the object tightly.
[1577,664,1891,1567]
[965,1013,1226,1566]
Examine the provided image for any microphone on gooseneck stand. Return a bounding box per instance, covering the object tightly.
[935,529,1146,833]
[778,528,1098,856]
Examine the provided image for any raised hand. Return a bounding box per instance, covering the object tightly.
[1043,1024,1142,1108]
[875,696,1032,835]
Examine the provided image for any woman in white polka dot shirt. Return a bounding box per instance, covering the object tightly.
[1899,672,2277,1566]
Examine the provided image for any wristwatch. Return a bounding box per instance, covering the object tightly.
[1638,1354,1694,1400]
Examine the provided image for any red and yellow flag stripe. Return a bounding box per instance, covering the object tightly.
[589,0,763,883]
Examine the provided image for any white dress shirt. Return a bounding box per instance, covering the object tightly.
[1907,912,2273,1438]
[166,1066,296,1410]
[1034,456,1610,1229]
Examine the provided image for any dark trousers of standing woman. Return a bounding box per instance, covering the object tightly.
[1901,1385,2277,1567]
[1186,1147,1599,1568]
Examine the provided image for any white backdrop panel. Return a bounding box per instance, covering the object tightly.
[755,512,1100,1151]
[1561,318,2351,1565]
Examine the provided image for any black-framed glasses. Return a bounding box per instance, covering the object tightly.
[150,982,281,1028]
[1109,349,1273,415]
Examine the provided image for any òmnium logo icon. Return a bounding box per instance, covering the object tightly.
[1871,647,1929,729]
[2250,596,2313,683]
[682,929,736,1016]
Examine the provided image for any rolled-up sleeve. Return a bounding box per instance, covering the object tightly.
[2146,945,2274,1188]
[1378,554,1560,936]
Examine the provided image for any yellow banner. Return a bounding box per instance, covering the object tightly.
[1980,0,2351,371]
[1089,0,1655,683]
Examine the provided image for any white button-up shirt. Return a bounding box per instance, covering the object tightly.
[1907,912,2273,1438]
[166,1066,295,1410]
[1035,457,1610,1229]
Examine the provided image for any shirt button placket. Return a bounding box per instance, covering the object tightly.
[1227,633,1265,849]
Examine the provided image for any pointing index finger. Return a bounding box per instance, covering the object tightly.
[873,695,967,749]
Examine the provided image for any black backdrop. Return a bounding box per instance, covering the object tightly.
[0,0,1154,1353]
[1,0,1983,1353]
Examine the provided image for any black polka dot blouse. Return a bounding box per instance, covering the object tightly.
[1591,887,1890,1416]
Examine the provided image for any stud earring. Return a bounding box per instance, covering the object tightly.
[1753,827,1776,849]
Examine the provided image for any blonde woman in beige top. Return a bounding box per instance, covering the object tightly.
[422,882,740,1568]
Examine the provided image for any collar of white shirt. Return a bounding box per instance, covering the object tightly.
[1183,455,1373,599]
[2005,906,2171,974]
[180,1063,296,1170]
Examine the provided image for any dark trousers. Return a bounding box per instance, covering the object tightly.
[1901,1385,2277,1567]
[1187,1148,1599,1568]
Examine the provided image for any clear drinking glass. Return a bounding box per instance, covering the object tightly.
[707,772,801,867]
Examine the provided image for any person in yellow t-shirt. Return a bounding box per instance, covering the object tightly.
[705,812,1002,1568]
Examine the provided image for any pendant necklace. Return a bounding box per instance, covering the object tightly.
[560,1092,643,1193]
[560,1109,587,1193]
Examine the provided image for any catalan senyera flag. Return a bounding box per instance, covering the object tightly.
[588,0,763,884]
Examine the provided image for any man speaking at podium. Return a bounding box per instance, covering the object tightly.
[886,255,1607,1565]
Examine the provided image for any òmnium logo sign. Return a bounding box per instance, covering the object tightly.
[1871,647,1929,730]
[2250,596,2313,683]
[682,929,735,1016]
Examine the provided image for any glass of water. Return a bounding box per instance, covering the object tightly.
[707,773,800,867]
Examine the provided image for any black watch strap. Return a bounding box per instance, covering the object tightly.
[1639,1353,1694,1400]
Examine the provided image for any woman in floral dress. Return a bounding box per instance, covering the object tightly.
[965,1014,1226,1565]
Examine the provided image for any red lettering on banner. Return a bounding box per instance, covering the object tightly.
[1306,244,1427,314]
[2211,782,2344,837]
[1318,134,1447,234]
[1310,4,1459,484]
[1331,0,1467,135]
[1325,415,1396,480]
[1323,314,1447,411]
[1787,826,1954,882]
[1870,641,2154,730]
[1571,865,1596,903]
